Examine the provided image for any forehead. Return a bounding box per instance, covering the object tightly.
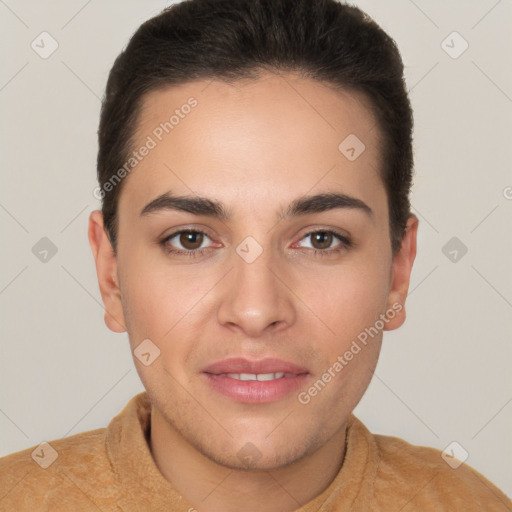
[119,72,385,217]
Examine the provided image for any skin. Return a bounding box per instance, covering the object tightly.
[89,71,418,512]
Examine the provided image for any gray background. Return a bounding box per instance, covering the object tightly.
[1,0,511,497]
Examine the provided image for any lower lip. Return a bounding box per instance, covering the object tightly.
[203,373,309,403]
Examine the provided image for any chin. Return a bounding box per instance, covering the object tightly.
[201,442,311,472]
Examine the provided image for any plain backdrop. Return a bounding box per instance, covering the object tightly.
[1,0,511,498]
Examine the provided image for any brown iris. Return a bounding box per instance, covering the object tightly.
[180,231,204,250]
[310,231,333,250]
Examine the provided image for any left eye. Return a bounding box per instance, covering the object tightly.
[296,230,348,251]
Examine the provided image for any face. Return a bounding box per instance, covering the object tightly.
[89,72,417,470]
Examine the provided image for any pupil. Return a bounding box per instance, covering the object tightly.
[181,232,203,250]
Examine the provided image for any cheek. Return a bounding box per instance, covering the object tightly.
[295,258,390,342]
[121,246,196,327]
[296,266,387,414]
[119,253,217,371]
[119,266,195,394]
[118,254,178,344]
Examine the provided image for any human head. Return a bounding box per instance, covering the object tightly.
[89,0,418,476]
[95,0,414,257]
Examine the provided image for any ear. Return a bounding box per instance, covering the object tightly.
[88,210,127,333]
[383,214,418,331]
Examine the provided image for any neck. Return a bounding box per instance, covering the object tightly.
[149,407,347,512]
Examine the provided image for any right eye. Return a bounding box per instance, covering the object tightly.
[159,229,215,257]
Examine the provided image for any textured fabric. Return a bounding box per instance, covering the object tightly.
[1,392,510,511]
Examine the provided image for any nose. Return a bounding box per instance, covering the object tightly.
[217,243,296,338]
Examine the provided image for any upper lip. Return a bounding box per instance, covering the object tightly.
[202,357,309,375]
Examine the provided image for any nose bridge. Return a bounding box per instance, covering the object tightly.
[217,237,295,335]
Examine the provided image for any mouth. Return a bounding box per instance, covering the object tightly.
[201,358,309,404]
[215,372,293,381]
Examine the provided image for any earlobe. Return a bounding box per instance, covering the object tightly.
[384,214,419,331]
[88,210,127,333]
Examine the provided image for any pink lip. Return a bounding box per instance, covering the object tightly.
[202,357,309,404]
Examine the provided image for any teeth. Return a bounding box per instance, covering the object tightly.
[257,372,285,381]
[223,372,286,381]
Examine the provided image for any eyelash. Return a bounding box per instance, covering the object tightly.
[158,229,352,259]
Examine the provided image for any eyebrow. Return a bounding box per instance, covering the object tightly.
[139,191,373,221]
